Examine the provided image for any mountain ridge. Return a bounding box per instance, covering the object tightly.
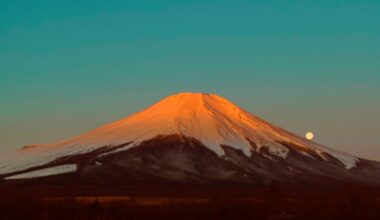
[0,92,378,187]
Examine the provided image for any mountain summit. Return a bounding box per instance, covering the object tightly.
[1,93,379,187]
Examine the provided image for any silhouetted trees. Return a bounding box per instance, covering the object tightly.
[1,187,380,220]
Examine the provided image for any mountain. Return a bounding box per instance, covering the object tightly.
[1,92,380,188]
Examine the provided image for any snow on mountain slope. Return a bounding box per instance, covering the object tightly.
[0,93,358,175]
[4,164,77,180]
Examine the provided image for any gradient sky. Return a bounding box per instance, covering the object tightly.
[1,1,379,160]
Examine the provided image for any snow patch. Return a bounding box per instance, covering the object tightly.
[98,143,135,158]
[4,164,77,180]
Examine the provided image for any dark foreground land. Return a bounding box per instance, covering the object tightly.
[1,185,380,220]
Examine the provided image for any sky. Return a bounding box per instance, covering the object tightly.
[0,0,379,160]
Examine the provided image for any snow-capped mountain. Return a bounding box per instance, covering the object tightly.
[1,93,379,187]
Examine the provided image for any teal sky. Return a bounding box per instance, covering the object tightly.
[1,1,380,160]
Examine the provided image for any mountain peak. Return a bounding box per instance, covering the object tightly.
[170,92,211,97]
[141,92,243,120]
[157,92,231,108]
[159,92,212,108]
[0,93,359,176]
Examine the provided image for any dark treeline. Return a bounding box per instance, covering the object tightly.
[1,186,380,220]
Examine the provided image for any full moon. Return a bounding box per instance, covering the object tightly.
[306,132,314,140]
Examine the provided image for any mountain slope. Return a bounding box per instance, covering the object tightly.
[0,93,378,187]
